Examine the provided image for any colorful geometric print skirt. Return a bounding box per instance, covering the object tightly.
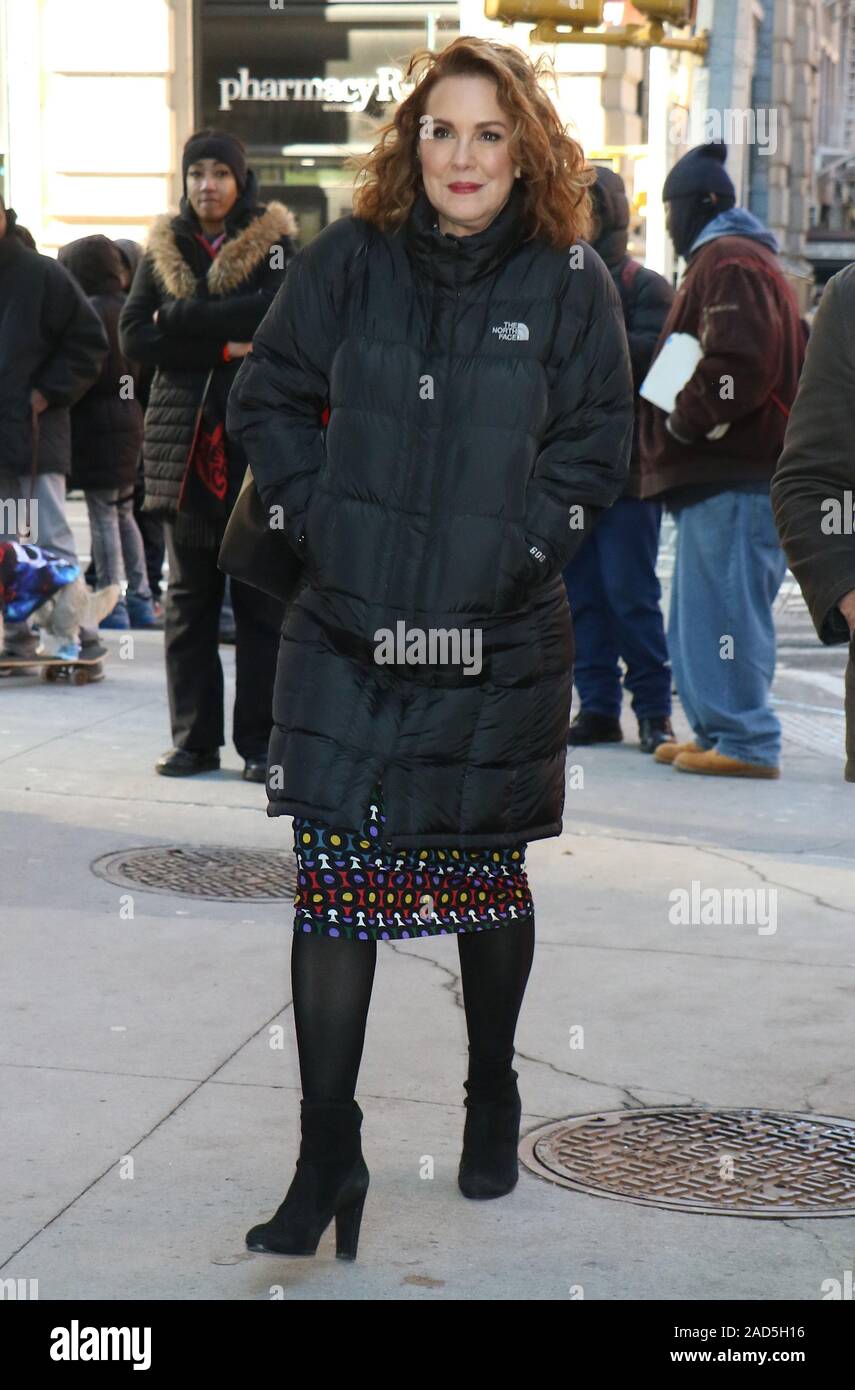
[292,792,534,943]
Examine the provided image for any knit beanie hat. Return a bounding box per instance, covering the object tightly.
[182,131,248,193]
[663,140,737,203]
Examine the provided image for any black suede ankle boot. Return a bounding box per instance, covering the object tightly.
[246,1099,370,1259]
[458,1056,522,1200]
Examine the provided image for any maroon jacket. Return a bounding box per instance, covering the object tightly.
[639,234,805,499]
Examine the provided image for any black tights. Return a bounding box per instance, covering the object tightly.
[290,916,536,1103]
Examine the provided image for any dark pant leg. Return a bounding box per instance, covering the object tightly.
[596,497,673,720]
[163,524,224,751]
[134,464,165,601]
[229,577,285,760]
[562,528,623,719]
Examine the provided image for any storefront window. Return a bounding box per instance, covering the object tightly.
[196,0,459,239]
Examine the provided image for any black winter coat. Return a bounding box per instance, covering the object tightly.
[58,235,144,493]
[0,235,108,477]
[772,263,855,645]
[591,170,675,494]
[119,174,297,543]
[228,180,634,848]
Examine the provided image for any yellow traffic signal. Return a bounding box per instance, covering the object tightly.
[631,0,695,24]
[484,0,606,27]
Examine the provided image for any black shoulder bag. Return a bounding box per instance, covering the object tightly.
[217,465,306,605]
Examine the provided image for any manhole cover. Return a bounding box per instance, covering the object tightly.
[519,1107,855,1218]
[91,846,298,902]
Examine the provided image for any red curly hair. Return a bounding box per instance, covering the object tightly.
[349,35,594,248]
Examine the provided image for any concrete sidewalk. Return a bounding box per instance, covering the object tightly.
[1,617,854,1302]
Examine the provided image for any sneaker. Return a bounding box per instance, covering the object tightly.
[80,635,108,661]
[99,598,131,630]
[126,593,162,629]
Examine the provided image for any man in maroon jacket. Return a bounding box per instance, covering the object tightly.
[639,141,806,779]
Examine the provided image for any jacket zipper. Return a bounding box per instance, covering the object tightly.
[407,249,460,627]
[383,247,461,850]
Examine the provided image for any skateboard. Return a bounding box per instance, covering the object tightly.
[0,654,106,685]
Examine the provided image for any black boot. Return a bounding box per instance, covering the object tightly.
[246,1099,370,1259]
[638,716,676,754]
[458,1062,522,1200]
[567,710,623,746]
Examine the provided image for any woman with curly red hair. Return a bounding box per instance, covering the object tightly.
[229,36,634,1261]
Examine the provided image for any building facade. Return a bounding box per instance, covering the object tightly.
[1,0,849,292]
[0,0,459,251]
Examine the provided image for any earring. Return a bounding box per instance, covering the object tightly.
[515,169,521,178]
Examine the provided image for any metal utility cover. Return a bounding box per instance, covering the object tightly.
[91,846,298,902]
[519,1107,855,1218]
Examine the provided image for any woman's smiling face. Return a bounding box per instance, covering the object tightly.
[418,74,518,238]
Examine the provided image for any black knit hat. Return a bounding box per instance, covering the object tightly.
[182,130,248,193]
[663,140,736,202]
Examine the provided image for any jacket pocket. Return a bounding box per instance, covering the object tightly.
[302,485,338,588]
[492,524,544,613]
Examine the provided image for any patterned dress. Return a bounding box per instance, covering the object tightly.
[293,785,533,942]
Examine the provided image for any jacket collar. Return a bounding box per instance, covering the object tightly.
[146,199,297,299]
[0,234,28,269]
[403,178,528,289]
[689,206,779,256]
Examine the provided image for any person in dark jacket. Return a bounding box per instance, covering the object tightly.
[771,263,855,781]
[638,142,806,779]
[0,194,108,660]
[563,167,676,753]
[1,202,37,250]
[115,239,166,617]
[58,235,155,629]
[226,36,634,1259]
[119,130,298,780]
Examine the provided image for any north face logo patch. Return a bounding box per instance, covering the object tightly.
[491,321,529,341]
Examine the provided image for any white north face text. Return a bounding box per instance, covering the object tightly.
[491,321,529,341]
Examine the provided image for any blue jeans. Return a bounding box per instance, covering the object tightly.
[668,491,787,766]
[562,496,672,720]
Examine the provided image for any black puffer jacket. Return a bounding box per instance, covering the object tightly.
[0,235,108,476]
[58,236,144,493]
[228,180,634,847]
[119,173,297,541]
[591,167,675,494]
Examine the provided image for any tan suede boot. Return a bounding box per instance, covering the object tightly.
[654,739,701,765]
[673,748,780,779]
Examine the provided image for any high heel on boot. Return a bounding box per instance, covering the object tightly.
[246,1099,369,1260]
[457,1070,522,1200]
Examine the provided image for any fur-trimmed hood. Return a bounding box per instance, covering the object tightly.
[146,201,298,300]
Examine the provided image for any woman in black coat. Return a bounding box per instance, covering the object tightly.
[58,235,153,628]
[116,240,166,615]
[119,131,298,779]
[228,38,634,1258]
